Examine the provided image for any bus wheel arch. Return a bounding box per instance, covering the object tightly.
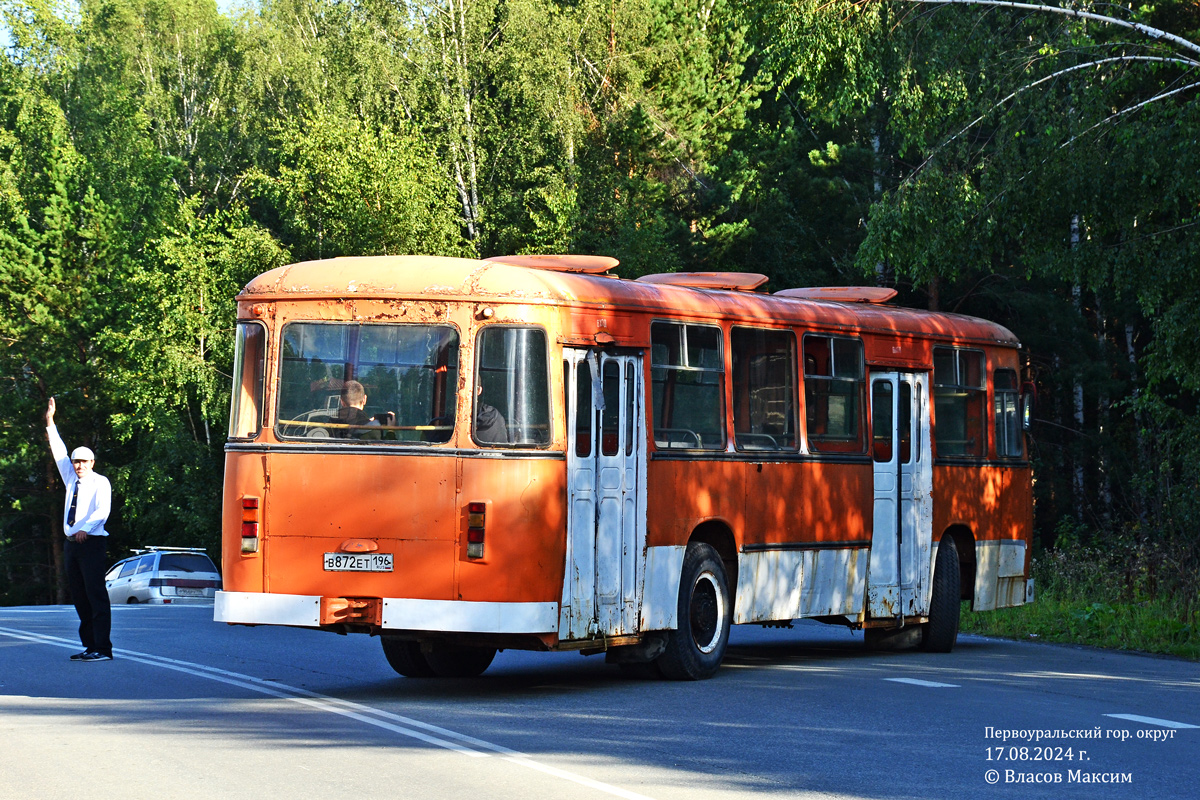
[687,520,738,600]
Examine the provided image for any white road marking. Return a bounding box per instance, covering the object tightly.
[884,677,959,688]
[1104,714,1198,729]
[0,626,655,800]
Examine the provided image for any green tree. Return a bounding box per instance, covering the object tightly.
[247,112,469,260]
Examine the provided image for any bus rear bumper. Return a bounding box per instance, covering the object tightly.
[215,590,559,633]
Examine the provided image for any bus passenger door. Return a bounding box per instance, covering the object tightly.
[867,373,933,619]
[561,349,648,639]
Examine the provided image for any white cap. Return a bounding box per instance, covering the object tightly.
[70,446,95,461]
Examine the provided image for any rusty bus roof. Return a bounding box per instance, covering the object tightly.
[240,255,1019,347]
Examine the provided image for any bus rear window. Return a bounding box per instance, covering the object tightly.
[276,323,459,444]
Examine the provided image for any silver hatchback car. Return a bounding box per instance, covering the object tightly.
[105,547,222,604]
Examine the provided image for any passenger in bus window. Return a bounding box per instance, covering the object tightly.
[335,380,382,439]
[475,385,510,444]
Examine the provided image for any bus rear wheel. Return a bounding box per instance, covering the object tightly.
[921,535,961,653]
[381,636,435,678]
[423,643,497,678]
[656,542,731,680]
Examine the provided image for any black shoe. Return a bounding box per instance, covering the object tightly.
[69,650,91,661]
[79,651,113,662]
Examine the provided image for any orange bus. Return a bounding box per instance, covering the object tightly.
[218,254,1033,679]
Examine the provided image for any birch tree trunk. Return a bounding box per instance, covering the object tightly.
[1071,214,1085,519]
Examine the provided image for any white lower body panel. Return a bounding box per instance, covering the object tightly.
[638,545,686,631]
[973,540,1028,611]
[215,590,558,633]
[734,548,868,623]
[382,598,558,633]
[215,590,320,626]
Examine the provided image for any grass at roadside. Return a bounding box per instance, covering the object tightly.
[961,596,1199,660]
[959,540,1199,660]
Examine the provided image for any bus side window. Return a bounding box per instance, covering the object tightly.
[994,369,1023,458]
[732,327,797,451]
[475,327,551,447]
[933,347,986,457]
[803,335,866,454]
[229,322,266,439]
[650,321,725,449]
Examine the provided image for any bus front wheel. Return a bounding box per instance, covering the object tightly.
[381,636,435,678]
[921,535,961,653]
[657,542,731,680]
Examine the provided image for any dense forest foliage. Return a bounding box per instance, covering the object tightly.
[1,0,1197,626]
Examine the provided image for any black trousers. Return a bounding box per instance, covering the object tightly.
[64,535,112,656]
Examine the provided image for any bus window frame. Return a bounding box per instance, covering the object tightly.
[801,333,867,455]
[273,319,462,446]
[932,345,987,459]
[472,323,553,449]
[993,368,1023,459]
[649,320,727,451]
[229,320,268,440]
[731,325,799,453]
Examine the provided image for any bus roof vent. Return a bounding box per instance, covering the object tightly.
[484,254,619,274]
[636,272,769,291]
[774,286,898,304]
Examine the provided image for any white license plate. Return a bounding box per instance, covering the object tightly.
[175,587,204,597]
[323,553,393,572]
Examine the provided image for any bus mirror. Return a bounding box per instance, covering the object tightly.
[1021,385,1036,430]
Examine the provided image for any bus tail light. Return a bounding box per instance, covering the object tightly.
[467,502,486,559]
[241,496,260,554]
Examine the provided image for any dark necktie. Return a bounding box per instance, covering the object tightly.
[67,482,79,526]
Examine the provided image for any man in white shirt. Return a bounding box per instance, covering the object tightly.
[45,397,113,662]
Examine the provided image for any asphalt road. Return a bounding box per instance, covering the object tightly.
[1,604,1196,800]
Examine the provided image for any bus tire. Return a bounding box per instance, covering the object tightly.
[381,636,435,678]
[921,535,961,653]
[864,625,922,651]
[656,542,731,681]
[423,643,497,678]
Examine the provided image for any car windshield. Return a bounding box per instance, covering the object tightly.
[157,554,217,573]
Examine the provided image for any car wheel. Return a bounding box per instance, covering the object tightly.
[126,597,139,604]
[656,542,731,680]
[381,637,436,678]
[422,643,496,678]
[921,535,961,653]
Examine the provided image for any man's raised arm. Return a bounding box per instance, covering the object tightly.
[45,397,72,485]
